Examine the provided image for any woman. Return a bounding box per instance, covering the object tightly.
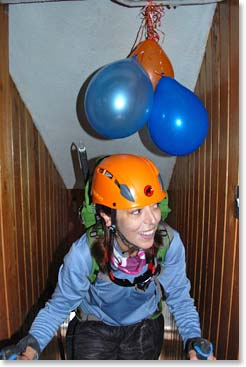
[2,154,215,360]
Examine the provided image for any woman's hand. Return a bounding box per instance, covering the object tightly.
[17,346,38,360]
[189,349,216,360]
[186,337,216,360]
[0,334,40,360]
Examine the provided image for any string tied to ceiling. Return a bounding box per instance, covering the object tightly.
[140,0,165,42]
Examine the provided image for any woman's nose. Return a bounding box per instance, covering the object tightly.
[143,207,158,224]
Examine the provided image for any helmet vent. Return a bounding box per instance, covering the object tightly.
[105,170,113,179]
[114,180,135,203]
[99,168,113,179]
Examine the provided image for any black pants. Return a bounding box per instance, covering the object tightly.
[66,314,164,360]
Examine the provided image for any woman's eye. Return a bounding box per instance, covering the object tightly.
[131,209,141,215]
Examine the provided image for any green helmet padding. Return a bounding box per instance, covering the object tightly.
[159,192,171,221]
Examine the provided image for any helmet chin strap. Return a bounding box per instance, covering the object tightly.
[115,228,140,252]
[109,209,140,252]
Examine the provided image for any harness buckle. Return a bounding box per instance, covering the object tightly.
[135,276,152,292]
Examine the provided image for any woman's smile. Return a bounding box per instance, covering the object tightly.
[116,204,161,250]
[138,228,156,240]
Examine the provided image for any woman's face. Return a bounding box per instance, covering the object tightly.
[116,203,161,250]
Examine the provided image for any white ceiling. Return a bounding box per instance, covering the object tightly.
[7,0,217,189]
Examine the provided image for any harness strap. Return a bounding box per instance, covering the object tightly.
[156,222,174,262]
[75,309,100,322]
[86,224,102,283]
[150,299,163,320]
[86,221,174,286]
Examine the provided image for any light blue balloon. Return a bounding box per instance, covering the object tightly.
[84,58,154,139]
[148,76,209,156]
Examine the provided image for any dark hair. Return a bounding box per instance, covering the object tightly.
[90,204,112,272]
[90,204,163,273]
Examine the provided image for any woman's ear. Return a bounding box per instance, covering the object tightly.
[99,211,112,227]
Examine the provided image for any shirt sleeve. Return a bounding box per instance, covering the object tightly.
[29,234,91,351]
[158,229,201,346]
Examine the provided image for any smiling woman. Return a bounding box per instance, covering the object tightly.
[0,0,238,360]
[1,153,215,360]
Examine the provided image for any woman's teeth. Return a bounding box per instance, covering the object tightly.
[140,229,155,236]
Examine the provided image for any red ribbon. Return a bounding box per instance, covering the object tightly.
[141,0,165,42]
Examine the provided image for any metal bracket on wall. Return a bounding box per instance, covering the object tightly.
[235,185,239,219]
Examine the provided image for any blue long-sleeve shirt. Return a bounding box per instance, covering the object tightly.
[30,227,201,351]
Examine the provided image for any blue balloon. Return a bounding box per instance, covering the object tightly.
[148,76,209,156]
[84,58,154,139]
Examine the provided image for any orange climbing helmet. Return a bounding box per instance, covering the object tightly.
[91,154,166,210]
